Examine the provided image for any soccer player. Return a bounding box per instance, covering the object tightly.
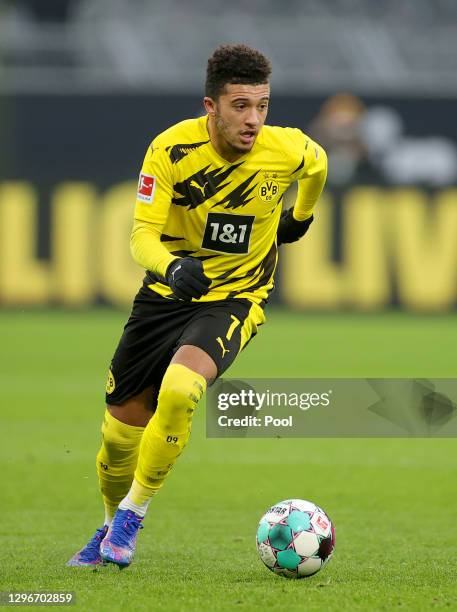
[67,44,327,568]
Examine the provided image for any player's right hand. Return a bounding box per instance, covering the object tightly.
[166,257,211,301]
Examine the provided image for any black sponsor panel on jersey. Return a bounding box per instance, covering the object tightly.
[202,212,254,254]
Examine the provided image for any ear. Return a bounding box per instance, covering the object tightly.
[203,96,216,116]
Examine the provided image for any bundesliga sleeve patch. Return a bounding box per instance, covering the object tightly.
[137,173,156,203]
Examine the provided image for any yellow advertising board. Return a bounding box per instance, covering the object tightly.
[1,182,456,310]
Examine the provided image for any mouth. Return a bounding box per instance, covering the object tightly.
[239,130,257,145]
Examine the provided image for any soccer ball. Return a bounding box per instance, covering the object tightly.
[256,498,335,578]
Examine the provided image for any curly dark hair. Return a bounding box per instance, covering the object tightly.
[205,44,272,99]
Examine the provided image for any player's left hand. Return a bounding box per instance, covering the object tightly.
[277,208,314,246]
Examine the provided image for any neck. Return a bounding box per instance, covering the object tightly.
[206,115,243,163]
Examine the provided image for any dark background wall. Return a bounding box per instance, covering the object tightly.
[1,94,456,310]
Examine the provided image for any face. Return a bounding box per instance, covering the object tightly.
[204,82,270,161]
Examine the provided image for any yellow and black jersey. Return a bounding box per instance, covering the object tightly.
[132,115,327,305]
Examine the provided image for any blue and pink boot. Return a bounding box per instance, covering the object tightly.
[100,508,144,568]
[66,525,108,567]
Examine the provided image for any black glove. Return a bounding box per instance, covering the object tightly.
[166,257,211,301]
[277,208,314,246]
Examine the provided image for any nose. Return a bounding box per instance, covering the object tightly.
[245,107,260,127]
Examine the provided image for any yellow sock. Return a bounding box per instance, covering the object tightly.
[122,364,206,511]
[96,410,145,522]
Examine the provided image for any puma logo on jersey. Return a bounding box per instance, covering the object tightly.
[190,180,208,196]
[216,337,230,358]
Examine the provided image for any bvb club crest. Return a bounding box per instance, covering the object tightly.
[258,178,280,202]
[106,370,115,394]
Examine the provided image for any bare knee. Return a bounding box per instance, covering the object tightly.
[107,385,157,427]
[171,345,217,385]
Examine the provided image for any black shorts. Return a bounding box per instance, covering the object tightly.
[105,283,266,405]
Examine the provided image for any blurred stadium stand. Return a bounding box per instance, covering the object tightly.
[1,0,456,94]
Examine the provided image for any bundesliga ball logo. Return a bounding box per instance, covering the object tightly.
[256,499,335,578]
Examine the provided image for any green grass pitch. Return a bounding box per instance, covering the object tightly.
[1,309,457,611]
